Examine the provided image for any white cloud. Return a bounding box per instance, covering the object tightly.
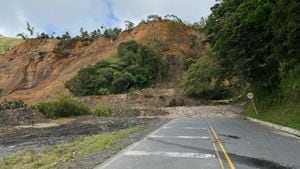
[110,0,216,27]
[0,0,216,36]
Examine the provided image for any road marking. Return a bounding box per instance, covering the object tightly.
[208,122,236,169]
[95,120,175,169]
[162,126,206,130]
[125,151,215,159]
[150,135,210,139]
[207,126,225,169]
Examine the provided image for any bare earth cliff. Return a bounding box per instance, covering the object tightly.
[0,21,205,104]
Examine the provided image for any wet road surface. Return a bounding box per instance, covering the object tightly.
[95,118,300,169]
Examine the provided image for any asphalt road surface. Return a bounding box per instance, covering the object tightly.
[95,118,300,169]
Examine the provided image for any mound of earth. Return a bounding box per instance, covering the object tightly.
[0,108,49,126]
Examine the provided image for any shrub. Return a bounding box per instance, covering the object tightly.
[93,103,112,117]
[0,100,26,111]
[280,66,300,101]
[112,71,136,93]
[36,94,90,118]
[66,40,165,96]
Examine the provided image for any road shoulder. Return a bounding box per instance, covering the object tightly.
[246,116,300,139]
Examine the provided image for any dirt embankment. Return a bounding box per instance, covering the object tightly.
[0,20,206,104]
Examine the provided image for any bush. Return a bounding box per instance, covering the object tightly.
[93,103,112,117]
[167,98,185,107]
[183,54,227,99]
[280,66,300,101]
[36,94,90,118]
[66,40,165,96]
[0,100,26,111]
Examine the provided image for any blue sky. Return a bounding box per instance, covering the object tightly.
[0,0,216,37]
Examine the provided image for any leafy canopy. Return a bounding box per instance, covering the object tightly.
[66,40,165,96]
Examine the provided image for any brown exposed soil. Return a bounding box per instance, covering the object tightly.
[0,20,206,104]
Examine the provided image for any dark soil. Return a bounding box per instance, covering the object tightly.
[0,115,166,158]
[0,108,49,126]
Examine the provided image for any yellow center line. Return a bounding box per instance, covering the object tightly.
[207,127,225,169]
[208,122,236,169]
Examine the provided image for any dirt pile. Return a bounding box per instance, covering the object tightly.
[0,20,206,104]
[0,108,48,126]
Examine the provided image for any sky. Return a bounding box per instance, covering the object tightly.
[0,0,216,37]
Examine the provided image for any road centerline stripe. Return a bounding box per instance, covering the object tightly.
[207,126,225,169]
[208,122,236,169]
[125,151,215,159]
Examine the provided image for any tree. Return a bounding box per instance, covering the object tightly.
[38,32,49,39]
[204,0,300,88]
[16,33,26,40]
[147,15,162,22]
[26,22,35,36]
[62,31,71,40]
[80,28,89,38]
[183,55,221,98]
[125,21,134,30]
[91,29,101,39]
[112,71,136,93]
[103,28,122,41]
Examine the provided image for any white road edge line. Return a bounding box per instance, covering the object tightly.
[150,135,210,139]
[125,151,215,159]
[94,120,175,169]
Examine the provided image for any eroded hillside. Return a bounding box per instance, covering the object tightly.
[0,20,206,103]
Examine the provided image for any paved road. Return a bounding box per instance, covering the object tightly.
[95,118,300,169]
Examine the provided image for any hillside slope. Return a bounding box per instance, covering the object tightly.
[0,20,206,104]
[0,37,23,55]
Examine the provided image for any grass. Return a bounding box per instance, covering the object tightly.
[35,94,91,119]
[0,37,23,55]
[0,125,145,169]
[92,103,112,117]
[246,100,300,130]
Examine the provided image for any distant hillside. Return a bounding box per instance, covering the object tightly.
[0,20,207,104]
[0,37,23,55]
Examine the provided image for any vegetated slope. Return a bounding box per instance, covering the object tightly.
[0,20,206,104]
[0,37,23,55]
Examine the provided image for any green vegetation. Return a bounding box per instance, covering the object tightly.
[66,40,165,96]
[0,100,26,111]
[246,68,300,129]
[191,0,300,128]
[35,94,90,118]
[0,37,23,55]
[183,54,229,99]
[0,126,145,169]
[205,0,300,88]
[103,28,122,41]
[93,103,112,117]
